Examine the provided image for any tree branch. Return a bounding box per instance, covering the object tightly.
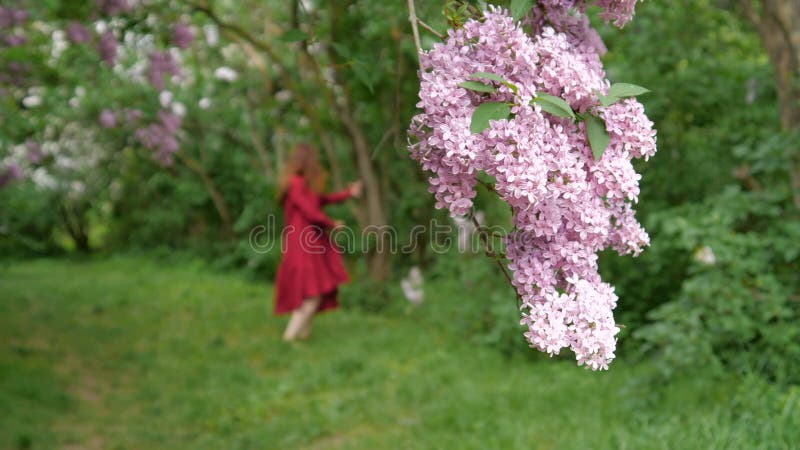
[407,0,423,64]
[417,18,444,39]
[176,150,235,238]
[184,0,345,188]
[472,214,521,306]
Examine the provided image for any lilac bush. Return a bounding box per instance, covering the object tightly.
[408,3,656,370]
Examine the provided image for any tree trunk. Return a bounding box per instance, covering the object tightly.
[742,0,800,209]
[59,203,91,253]
[339,101,393,281]
[743,0,800,129]
[72,229,90,253]
[177,152,236,239]
[327,0,392,281]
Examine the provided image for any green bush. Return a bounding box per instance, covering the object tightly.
[636,134,800,383]
[0,180,62,255]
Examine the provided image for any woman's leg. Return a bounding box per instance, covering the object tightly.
[282,296,321,341]
[297,297,322,339]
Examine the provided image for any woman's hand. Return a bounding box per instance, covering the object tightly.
[348,180,364,198]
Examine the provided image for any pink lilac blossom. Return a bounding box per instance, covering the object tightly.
[0,61,31,88]
[3,34,26,47]
[98,30,117,66]
[532,0,638,28]
[407,5,654,370]
[0,162,23,187]
[67,22,92,44]
[147,50,181,91]
[172,22,194,49]
[135,110,181,166]
[99,109,117,128]
[26,140,44,164]
[0,8,12,28]
[0,8,27,28]
[124,108,142,124]
[96,0,131,16]
[595,0,638,27]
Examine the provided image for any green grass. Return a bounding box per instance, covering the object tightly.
[0,257,798,449]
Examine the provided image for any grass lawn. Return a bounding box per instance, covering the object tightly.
[0,257,797,449]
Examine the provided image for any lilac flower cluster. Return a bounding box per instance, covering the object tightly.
[147,50,181,91]
[67,21,92,44]
[172,22,194,49]
[408,5,655,370]
[0,7,27,28]
[0,7,30,93]
[96,0,131,16]
[99,30,118,66]
[0,6,28,48]
[595,0,639,27]
[0,61,31,89]
[26,140,44,164]
[99,109,117,128]
[0,162,23,187]
[124,108,142,124]
[98,108,143,129]
[535,0,638,28]
[135,110,181,166]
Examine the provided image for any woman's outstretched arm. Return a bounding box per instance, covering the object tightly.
[320,180,362,205]
[319,189,351,205]
[287,178,337,227]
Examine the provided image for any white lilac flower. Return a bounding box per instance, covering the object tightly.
[400,266,424,305]
[170,101,186,117]
[214,66,238,82]
[203,24,218,46]
[694,246,716,265]
[159,90,173,107]
[22,95,42,108]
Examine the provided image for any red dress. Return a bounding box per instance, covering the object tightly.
[274,175,351,315]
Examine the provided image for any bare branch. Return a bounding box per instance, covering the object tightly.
[472,215,521,306]
[407,0,423,64]
[417,18,444,39]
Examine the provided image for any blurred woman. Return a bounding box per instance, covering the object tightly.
[275,143,362,341]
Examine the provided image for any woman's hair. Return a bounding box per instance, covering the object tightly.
[277,143,327,204]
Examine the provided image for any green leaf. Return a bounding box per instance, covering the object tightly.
[470,72,507,84]
[469,72,519,94]
[608,83,650,98]
[331,42,351,59]
[510,0,534,21]
[331,43,351,58]
[458,81,497,93]
[470,102,511,134]
[281,29,309,42]
[532,94,576,120]
[598,94,620,108]
[353,60,374,93]
[585,114,610,160]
